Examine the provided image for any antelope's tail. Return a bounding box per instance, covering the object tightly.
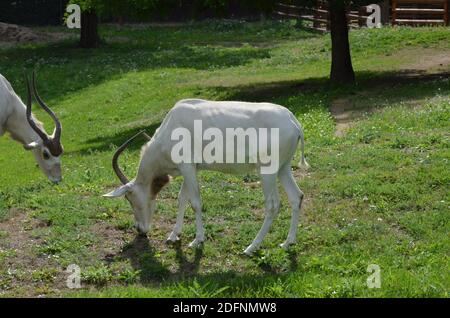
[289,112,310,170]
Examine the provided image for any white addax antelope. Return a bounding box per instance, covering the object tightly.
[104,99,308,255]
[0,72,63,183]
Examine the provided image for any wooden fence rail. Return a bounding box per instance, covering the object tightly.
[274,1,371,32]
[392,0,449,26]
[275,1,449,29]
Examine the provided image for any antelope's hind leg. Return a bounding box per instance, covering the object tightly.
[278,164,304,250]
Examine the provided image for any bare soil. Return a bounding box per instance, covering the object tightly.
[0,22,68,47]
[330,97,374,137]
[0,23,47,43]
[330,49,450,137]
[0,209,64,297]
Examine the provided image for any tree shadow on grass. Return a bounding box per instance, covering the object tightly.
[57,66,450,162]
[64,77,325,157]
[356,69,450,87]
[207,69,450,113]
[214,69,450,99]
[0,19,324,106]
[66,122,162,156]
[66,68,450,156]
[1,39,271,105]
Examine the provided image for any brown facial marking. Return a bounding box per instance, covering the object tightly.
[45,139,64,156]
[151,175,170,197]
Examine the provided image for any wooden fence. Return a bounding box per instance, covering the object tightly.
[275,0,449,30]
[392,0,449,26]
[274,1,372,32]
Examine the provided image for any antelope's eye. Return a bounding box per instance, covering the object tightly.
[43,151,50,160]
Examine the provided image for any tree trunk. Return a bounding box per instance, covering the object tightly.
[329,3,355,85]
[380,0,390,25]
[80,10,100,48]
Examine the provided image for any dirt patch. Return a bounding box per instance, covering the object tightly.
[0,23,47,43]
[0,209,66,297]
[330,97,374,137]
[408,51,450,73]
[0,22,67,46]
[89,221,133,261]
[330,49,450,137]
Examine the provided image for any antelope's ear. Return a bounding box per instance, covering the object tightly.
[103,183,132,198]
[23,140,42,151]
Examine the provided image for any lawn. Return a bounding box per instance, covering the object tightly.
[0,20,449,297]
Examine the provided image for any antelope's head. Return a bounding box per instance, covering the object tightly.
[24,72,63,183]
[103,131,168,235]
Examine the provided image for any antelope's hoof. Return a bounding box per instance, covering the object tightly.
[280,240,295,250]
[188,238,204,249]
[166,232,181,244]
[243,245,257,256]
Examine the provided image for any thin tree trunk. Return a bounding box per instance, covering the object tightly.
[329,3,355,85]
[80,10,100,48]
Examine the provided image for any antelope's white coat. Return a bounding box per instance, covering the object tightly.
[105,99,309,254]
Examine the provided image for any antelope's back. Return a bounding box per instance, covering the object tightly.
[170,99,299,134]
[0,74,17,133]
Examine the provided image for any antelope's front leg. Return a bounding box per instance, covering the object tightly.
[167,181,188,243]
[180,165,205,248]
[244,174,280,255]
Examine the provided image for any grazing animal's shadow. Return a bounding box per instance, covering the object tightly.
[110,234,300,288]
[173,240,204,275]
[116,235,204,284]
[117,235,170,283]
[288,250,299,272]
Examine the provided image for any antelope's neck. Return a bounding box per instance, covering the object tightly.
[135,141,163,186]
[5,100,40,145]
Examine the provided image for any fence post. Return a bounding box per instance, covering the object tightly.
[392,0,397,26]
[445,0,449,26]
[380,0,390,25]
[314,0,320,29]
[358,7,364,27]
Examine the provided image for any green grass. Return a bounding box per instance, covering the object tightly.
[0,21,449,297]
